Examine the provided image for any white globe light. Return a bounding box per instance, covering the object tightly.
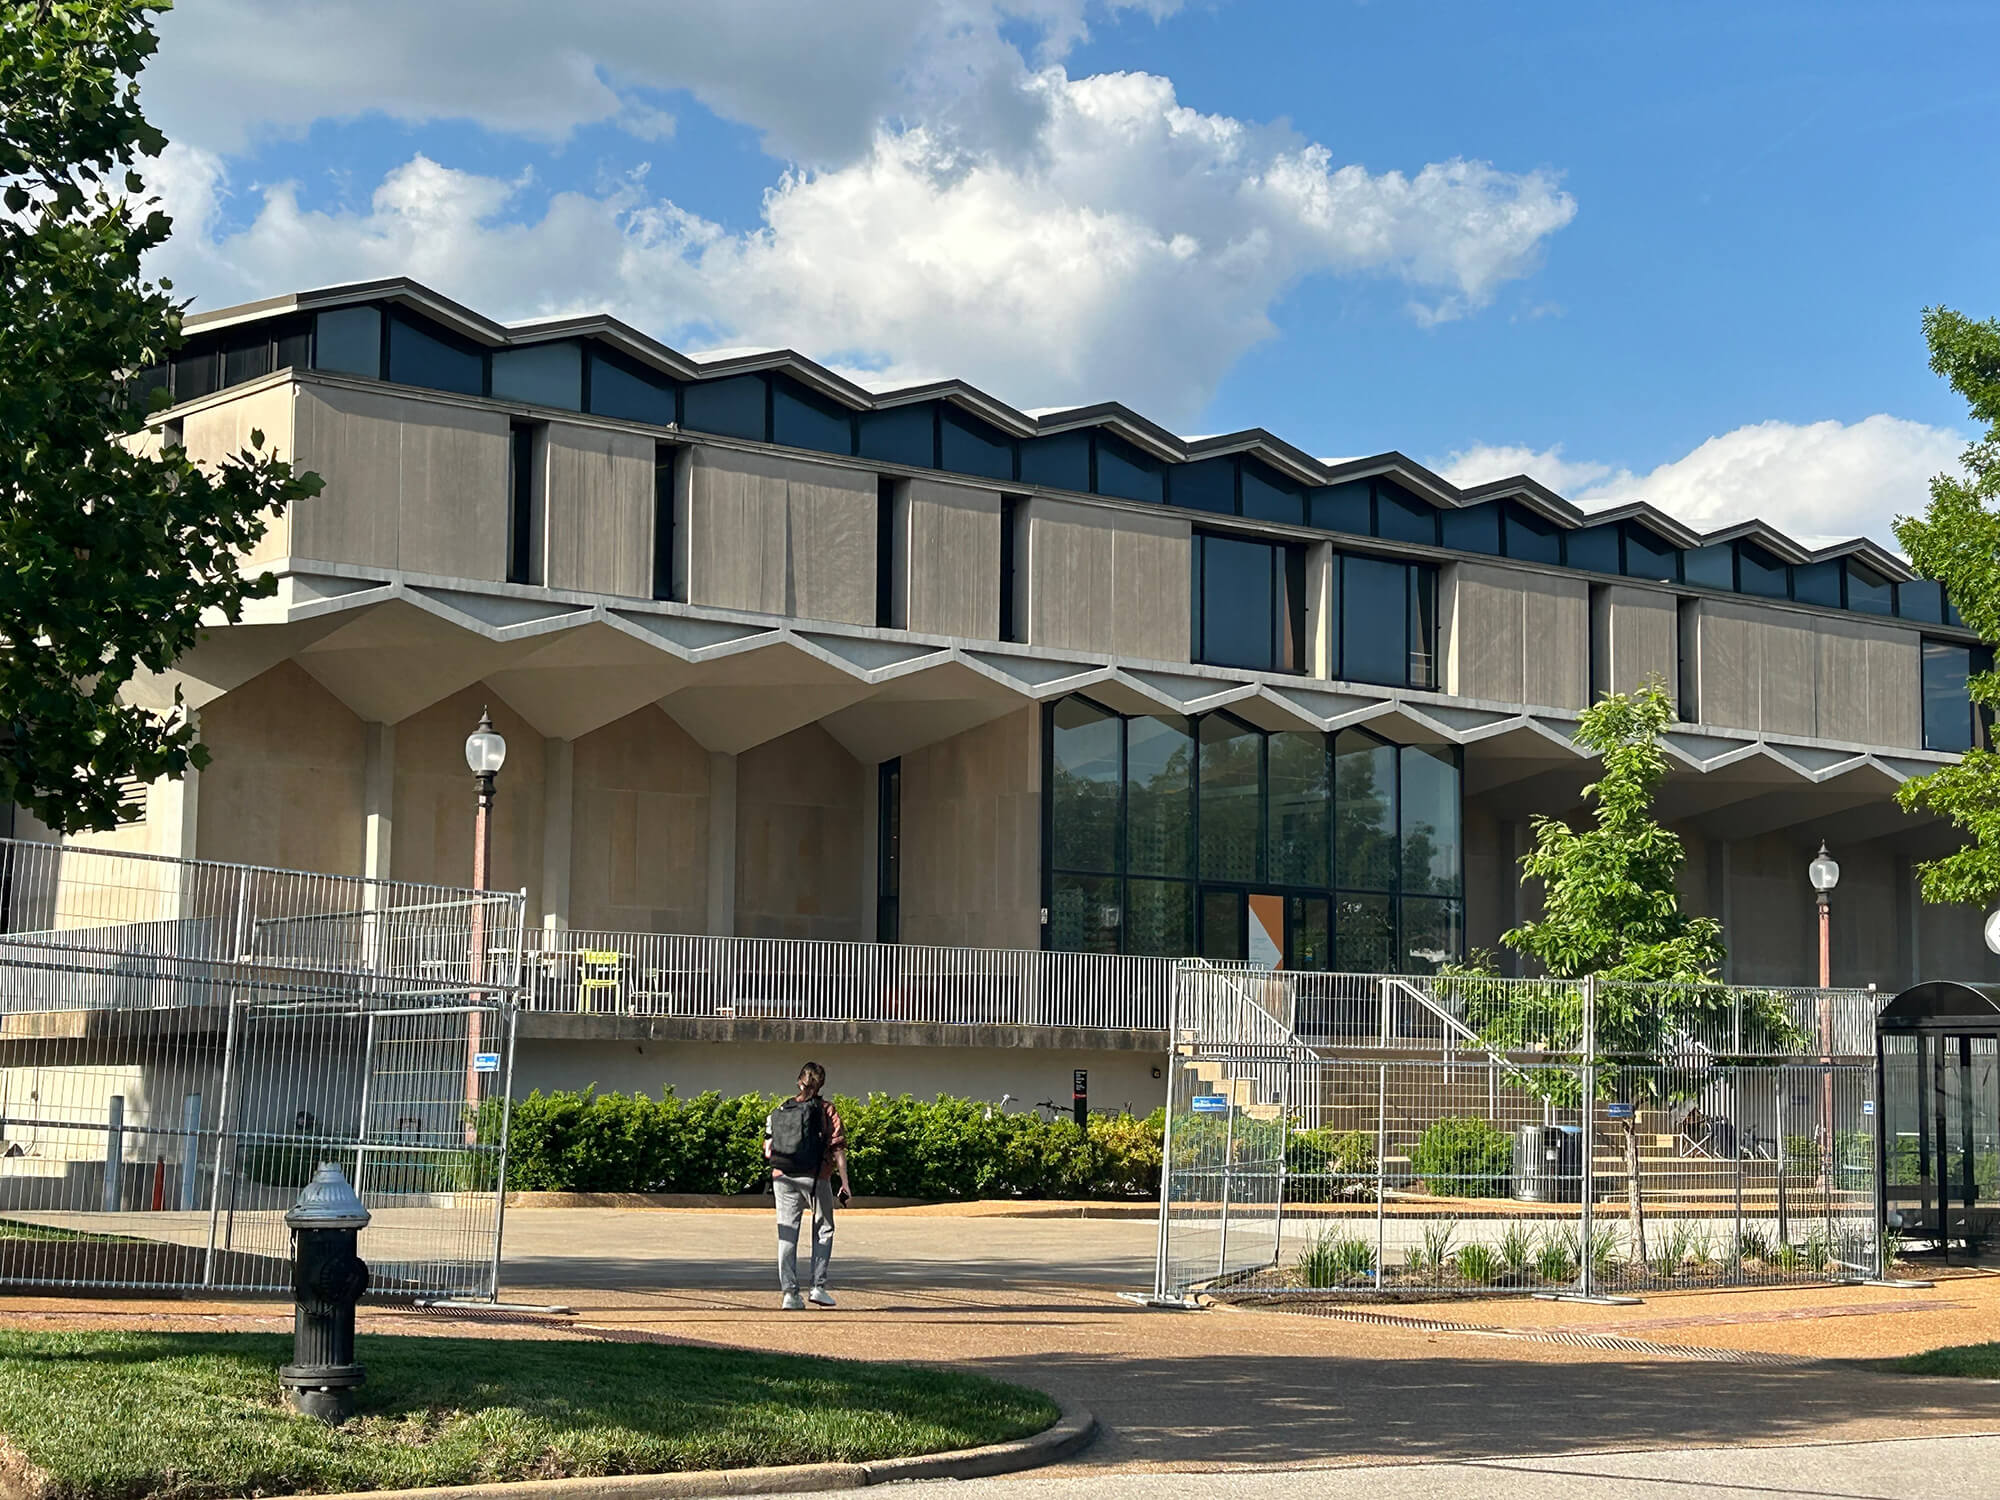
[1984,908,2000,956]
[1808,841,1840,893]
[464,709,507,776]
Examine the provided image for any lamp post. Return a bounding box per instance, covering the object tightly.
[1808,841,1840,1193]
[463,710,507,1140]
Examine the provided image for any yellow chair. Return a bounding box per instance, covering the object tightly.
[578,949,626,1014]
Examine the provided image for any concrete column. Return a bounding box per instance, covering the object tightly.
[859,759,880,943]
[541,737,573,932]
[1304,541,1336,678]
[362,722,394,883]
[1899,855,1921,985]
[1717,839,1735,982]
[1497,818,1522,975]
[706,750,737,937]
[153,726,200,919]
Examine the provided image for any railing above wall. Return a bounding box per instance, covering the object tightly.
[519,929,1177,1033]
[517,930,1884,1057]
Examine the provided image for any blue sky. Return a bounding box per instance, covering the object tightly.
[140,0,1998,548]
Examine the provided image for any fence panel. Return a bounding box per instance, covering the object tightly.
[0,838,524,1300]
[1158,966,1883,1302]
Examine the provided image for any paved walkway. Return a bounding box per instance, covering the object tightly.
[794,1434,2000,1498]
[489,1209,2000,1472]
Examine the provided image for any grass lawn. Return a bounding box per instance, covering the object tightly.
[0,1218,137,1243]
[0,1330,1059,1500]
[1886,1343,2000,1379]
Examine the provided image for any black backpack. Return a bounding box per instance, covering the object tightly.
[767,1097,827,1176]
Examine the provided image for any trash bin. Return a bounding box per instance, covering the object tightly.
[1513,1124,1582,1202]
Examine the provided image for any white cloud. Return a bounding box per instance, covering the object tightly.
[148,68,1576,425]
[147,0,1181,166]
[1434,441,1614,497]
[1435,416,1969,547]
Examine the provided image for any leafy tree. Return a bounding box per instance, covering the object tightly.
[1450,681,1802,1267]
[1893,306,2000,905]
[0,0,320,833]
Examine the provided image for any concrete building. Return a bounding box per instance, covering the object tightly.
[43,276,1999,1108]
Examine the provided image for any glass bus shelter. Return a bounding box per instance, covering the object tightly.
[1879,981,2000,1257]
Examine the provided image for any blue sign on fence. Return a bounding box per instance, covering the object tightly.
[1605,1102,1636,1120]
[1191,1095,1230,1114]
[472,1052,501,1074]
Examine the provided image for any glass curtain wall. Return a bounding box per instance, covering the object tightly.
[1046,694,1463,969]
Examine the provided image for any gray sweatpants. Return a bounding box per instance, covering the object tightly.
[773,1173,836,1294]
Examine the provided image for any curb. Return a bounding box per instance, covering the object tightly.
[296,1405,1095,1500]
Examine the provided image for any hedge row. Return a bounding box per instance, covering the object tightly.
[500,1089,1164,1200]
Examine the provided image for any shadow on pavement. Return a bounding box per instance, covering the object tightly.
[953,1348,2000,1469]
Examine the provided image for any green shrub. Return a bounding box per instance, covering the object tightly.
[1533,1233,1575,1283]
[1297,1230,1374,1286]
[500,1087,1164,1200]
[1497,1221,1534,1272]
[1409,1117,1511,1198]
[1455,1241,1500,1284]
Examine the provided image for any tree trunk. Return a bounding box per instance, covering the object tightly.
[1623,1118,1648,1269]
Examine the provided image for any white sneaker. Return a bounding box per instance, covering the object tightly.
[807,1288,836,1307]
[781,1291,806,1310]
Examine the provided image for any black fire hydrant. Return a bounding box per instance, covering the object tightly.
[279,1162,371,1424]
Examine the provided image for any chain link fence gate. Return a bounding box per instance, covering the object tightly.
[0,838,525,1299]
[1153,962,1883,1303]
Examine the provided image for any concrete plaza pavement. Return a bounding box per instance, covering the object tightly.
[495,1208,2000,1475]
[791,1434,2000,1498]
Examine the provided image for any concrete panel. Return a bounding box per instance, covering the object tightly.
[1025,498,1190,661]
[735,724,864,941]
[1690,599,1815,737]
[900,707,1042,950]
[194,661,366,874]
[182,385,296,568]
[396,403,513,580]
[569,706,709,933]
[1593,585,1679,702]
[1816,616,1922,748]
[292,383,509,579]
[543,423,654,598]
[391,686,546,910]
[686,447,875,626]
[1444,563,1587,709]
[903,478,1001,639]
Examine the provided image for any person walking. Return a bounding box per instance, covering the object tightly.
[765,1060,851,1309]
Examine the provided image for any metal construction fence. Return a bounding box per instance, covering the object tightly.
[519,927,1177,1032]
[0,839,526,1300]
[1156,962,1883,1303]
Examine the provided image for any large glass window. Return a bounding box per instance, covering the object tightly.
[1198,715,1261,882]
[1623,523,1681,583]
[1241,460,1305,525]
[1308,479,1372,534]
[1267,732,1329,887]
[1171,456,1237,515]
[491,340,582,410]
[1565,523,1620,575]
[1042,695,1461,968]
[1020,430,1090,491]
[313,306,382,378]
[1374,480,1438,546]
[587,347,676,426]
[1682,542,1733,590]
[1847,562,1894,616]
[682,374,767,442]
[1192,532,1304,674]
[1339,553,1410,687]
[1900,579,1946,623]
[940,406,1015,482]
[771,375,853,455]
[386,312,485,396]
[1399,744,1461,896]
[1440,501,1501,556]
[1502,503,1562,565]
[1334,730,1397,891]
[1736,542,1790,600]
[1126,715,1193,877]
[1924,640,1977,753]
[1050,698,1120,873]
[858,403,936,467]
[1096,433,1165,503]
